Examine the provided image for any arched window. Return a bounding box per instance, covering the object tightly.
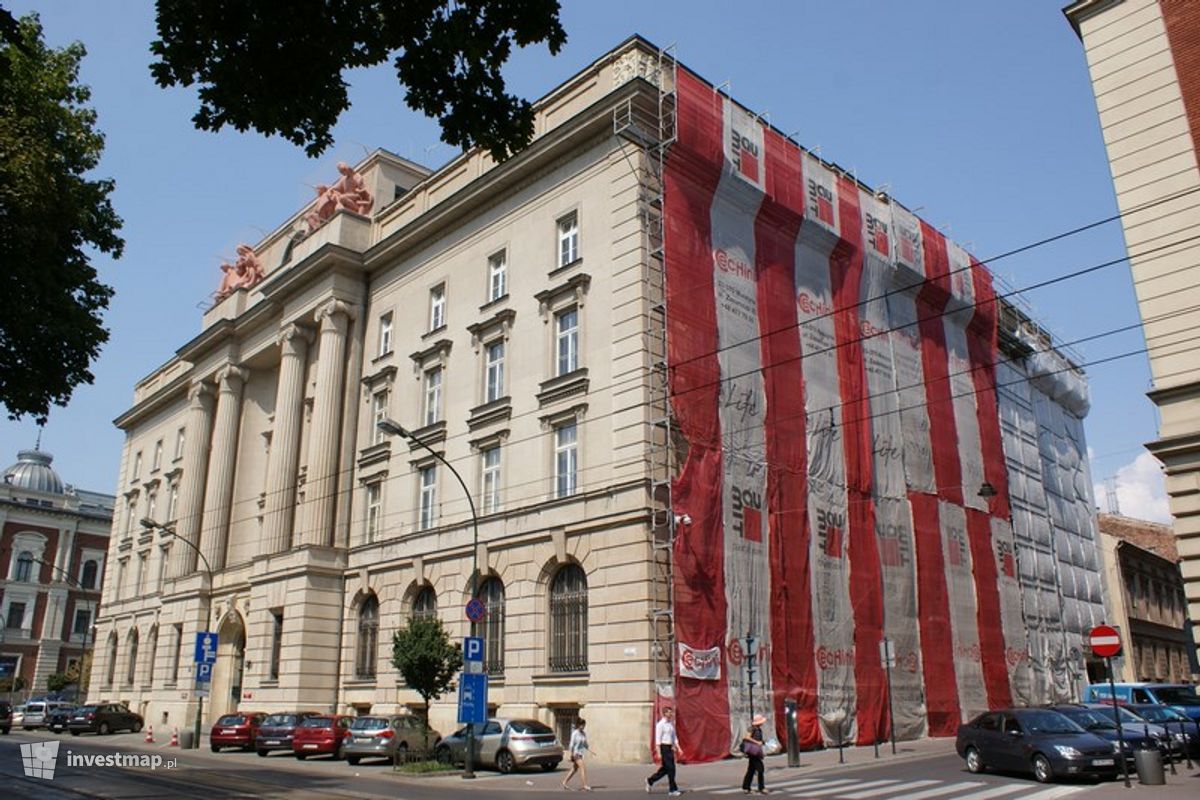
[356,594,379,679]
[144,626,158,687]
[106,633,119,687]
[14,551,34,582]
[81,560,98,590]
[471,577,505,675]
[126,629,139,686]
[412,585,437,622]
[548,564,588,672]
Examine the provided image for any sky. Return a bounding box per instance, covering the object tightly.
[0,1,1172,522]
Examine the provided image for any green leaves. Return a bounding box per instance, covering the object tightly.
[150,0,566,162]
[391,615,462,708]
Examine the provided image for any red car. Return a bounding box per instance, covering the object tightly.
[210,712,266,752]
[293,715,353,760]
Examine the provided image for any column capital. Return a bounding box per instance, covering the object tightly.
[277,323,314,355]
[215,364,249,392]
[187,381,215,407]
[315,298,357,326]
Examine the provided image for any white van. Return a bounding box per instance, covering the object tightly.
[22,700,72,730]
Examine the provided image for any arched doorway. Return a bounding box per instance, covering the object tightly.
[209,611,246,722]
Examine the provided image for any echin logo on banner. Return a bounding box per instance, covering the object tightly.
[19,741,177,780]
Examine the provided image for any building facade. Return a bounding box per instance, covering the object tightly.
[93,37,1109,762]
[1065,0,1200,662]
[1,448,111,699]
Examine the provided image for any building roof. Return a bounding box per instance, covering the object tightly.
[2,448,65,495]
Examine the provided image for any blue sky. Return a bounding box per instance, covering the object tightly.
[0,1,1168,519]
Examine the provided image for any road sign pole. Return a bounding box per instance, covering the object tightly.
[884,643,896,755]
[1106,656,1131,788]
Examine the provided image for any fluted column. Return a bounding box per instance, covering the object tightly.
[199,365,248,571]
[261,323,311,556]
[171,381,215,577]
[298,299,354,547]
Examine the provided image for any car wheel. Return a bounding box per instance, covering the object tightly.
[347,756,360,766]
[1032,754,1053,784]
[70,731,80,737]
[98,722,110,735]
[965,747,985,774]
[257,749,269,758]
[334,743,345,761]
[496,749,515,774]
[211,744,220,753]
[296,753,307,761]
[435,745,452,765]
[0,727,8,735]
[394,743,408,765]
[541,761,558,772]
[131,721,142,734]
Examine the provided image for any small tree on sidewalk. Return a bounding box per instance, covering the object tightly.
[391,616,461,753]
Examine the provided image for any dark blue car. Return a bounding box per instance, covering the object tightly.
[956,708,1120,783]
[1046,704,1161,766]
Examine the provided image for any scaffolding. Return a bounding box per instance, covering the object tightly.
[613,44,678,692]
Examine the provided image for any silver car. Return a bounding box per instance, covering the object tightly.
[343,715,441,765]
[22,701,73,731]
[434,718,563,773]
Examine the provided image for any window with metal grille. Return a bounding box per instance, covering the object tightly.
[548,564,588,672]
[553,707,581,748]
[412,585,437,622]
[470,577,505,675]
[357,595,379,679]
[269,609,283,680]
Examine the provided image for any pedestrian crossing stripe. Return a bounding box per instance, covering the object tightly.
[843,780,935,798]
[697,777,1088,800]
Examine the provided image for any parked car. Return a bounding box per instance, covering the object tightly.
[67,703,144,735]
[210,712,267,752]
[344,715,441,765]
[1083,683,1200,722]
[255,712,322,757]
[46,706,77,734]
[1121,703,1200,757]
[0,701,11,735]
[955,708,1120,783]
[22,700,73,731]
[1045,704,1162,764]
[10,704,25,730]
[292,715,353,760]
[435,718,563,774]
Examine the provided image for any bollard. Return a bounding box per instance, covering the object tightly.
[784,699,800,768]
[1133,747,1165,785]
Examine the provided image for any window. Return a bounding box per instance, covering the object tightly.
[429,284,446,331]
[372,390,389,445]
[174,428,186,460]
[378,312,393,357]
[152,440,163,471]
[145,626,158,685]
[270,609,283,681]
[485,340,505,403]
[136,552,148,594]
[549,564,588,672]
[481,446,501,514]
[365,483,382,542]
[488,250,507,301]
[145,491,158,526]
[5,602,26,629]
[106,633,119,686]
[555,307,579,375]
[424,367,442,426]
[356,595,379,679]
[166,483,179,522]
[170,623,183,683]
[554,422,578,498]
[124,500,136,537]
[81,560,98,590]
[558,212,579,267]
[126,629,139,686]
[131,451,142,482]
[14,551,34,582]
[412,585,437,622]
[471,577,505,675]
[116,558,128,599]
[419,466,437,531]
[156,545,169,589]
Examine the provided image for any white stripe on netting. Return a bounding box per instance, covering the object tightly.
[792,779,901,796]
[840,779,939,799]
[948,783,1031,800]
[887,781,984,800]
[1012,787,1086,800]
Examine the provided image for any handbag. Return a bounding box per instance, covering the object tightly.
[740,739,764,758]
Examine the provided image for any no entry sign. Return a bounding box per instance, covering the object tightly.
[1088,624,1122,658]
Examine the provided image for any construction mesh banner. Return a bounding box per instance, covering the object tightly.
[663,68,1106,762]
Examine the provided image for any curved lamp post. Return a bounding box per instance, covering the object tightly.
[142,518,214,750]
[377,418,481,779]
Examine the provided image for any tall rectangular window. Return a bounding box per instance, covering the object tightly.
[5,602,25,629]
[429,284,446,331]
[419,466,437,531]
[378,312,393,356]
[125,500,136,537]
[558,212,579,267]
[556,307,579,376]
[485,340,505,403]
[135,552,147,594]
[152,440,163,471]
[555,422,578,498]
[170,623,183,683]
[488,250,507,302]
[116,558,128,600]
[145,491,158,525]
[73,608,91,637]
[372,390,389,445]
[365,483,382,542]
[130,451,142,483]
[174,428,186,460]
[424,367,442,426]
[270,610,283,680]
[481,446,501,514]
[166,483,179,522]
[156,545,169,590]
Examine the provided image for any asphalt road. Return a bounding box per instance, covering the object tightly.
[0,728,1152,800]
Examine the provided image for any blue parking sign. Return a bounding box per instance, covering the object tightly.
[463,636,484,663]
[457,672,488,724]
[196,662,213,682]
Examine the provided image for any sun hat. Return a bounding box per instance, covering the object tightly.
[751,714,767,726]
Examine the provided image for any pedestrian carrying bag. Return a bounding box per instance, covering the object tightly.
[740,739,764,758]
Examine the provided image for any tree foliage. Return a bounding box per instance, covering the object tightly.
[46,672,72,692]
[392,615,460,725]
[0,13,122,421]
[150,0,567,162]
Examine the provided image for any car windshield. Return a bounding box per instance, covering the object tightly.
[1021,710,1085,734]
[1092,706,1143,725]
[1154,687,1200,705]
[263,714,298,726]
[509,720,554,735]
[74,706,97,713]
[300,717,333,728]
[217,715,246,725]
[350,717,389,730]
[26,704,46,713]
[1059,708,1116,730]
[1137,706,1184,722]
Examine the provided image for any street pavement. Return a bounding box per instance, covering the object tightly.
[0,728,1196,799]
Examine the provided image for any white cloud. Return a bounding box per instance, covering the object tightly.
[1093,451,1173,523]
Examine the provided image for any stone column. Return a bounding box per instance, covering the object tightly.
[171,382,215,577]
[200,365,248,571]
[261,323,311,556]
[298,300,354,548]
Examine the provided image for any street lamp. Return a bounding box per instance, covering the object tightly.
[377,418,481,779]
[142,518,214,750]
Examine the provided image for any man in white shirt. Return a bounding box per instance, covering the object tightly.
[646,706,682,795]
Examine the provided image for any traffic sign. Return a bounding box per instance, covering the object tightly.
[464,636,484,666]
[457,672,488,724]
[1089,624,1122,658]
[194,631,218,664]
[465,597,487,623]
[195,662,213,683]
